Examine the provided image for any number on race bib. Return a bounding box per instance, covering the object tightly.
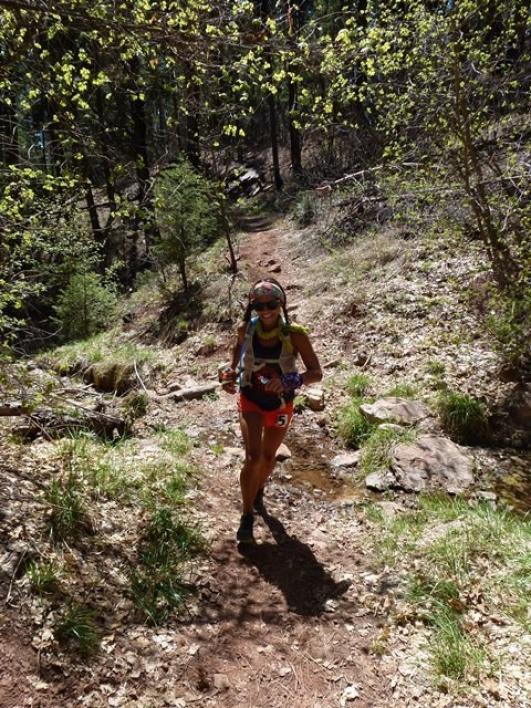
[276,414,288,427]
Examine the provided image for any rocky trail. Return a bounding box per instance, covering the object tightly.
[1,215,530,707]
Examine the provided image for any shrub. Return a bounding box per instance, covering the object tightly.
[293,193,317,227]
[486,282,531,371]
[54,272,117,341]
[154,160,220,291]
[437,391,488,444]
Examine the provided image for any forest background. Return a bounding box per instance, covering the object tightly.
[0,0,529,369]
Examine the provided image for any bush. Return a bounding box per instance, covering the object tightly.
[486,282,531,371]
[154,160,220,291]
[437,391,488,444]
[293,193,317,227]
[54,272,117,341]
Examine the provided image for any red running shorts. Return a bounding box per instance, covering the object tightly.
[238,395,294,428]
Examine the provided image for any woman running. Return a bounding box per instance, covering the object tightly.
[220,278,322,543]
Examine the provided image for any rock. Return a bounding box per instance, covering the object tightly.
[391,435,474,493]
[360,398,430,426]
[417,519,468,548]
[268,262,282,273]
[276,444,292,461]
[213,674,230,690]
[331,451,362,469]
[365,470,395,491]
[84,361,135,394]
[306,387,325,411]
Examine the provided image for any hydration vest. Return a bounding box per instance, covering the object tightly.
[238,316,302,387]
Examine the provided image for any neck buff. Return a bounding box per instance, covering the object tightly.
[250,281,286,304]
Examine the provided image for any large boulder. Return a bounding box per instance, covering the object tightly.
[363,434,475,494]
[391,435,474,493]
[84,361,135,394]
[360,398,429,426]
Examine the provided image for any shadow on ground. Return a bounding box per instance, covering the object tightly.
[238,508,350,616]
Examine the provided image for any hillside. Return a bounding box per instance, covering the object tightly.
[1,205,530,707]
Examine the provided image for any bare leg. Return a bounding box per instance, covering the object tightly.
[239,411,263,514]
[257,424,290,490]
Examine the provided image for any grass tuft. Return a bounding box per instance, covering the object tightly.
[26,560,62,594]
[45,474,88,541]
[336,399,375,448]
[55,604,101,657]
[437,390,488,444]
[129,506,205,624]
[346,373,371,398]
[360,425,416,477]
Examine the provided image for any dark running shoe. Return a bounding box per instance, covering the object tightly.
[253,486,265,511]
[236,513,254,543]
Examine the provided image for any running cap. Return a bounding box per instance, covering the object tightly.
[250,280,286,304]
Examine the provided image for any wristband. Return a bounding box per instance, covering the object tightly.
[281,372,304,390]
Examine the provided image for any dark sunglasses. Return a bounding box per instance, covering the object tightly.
[252,300,280,311]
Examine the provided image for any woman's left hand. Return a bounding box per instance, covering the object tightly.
[264,378,285,395]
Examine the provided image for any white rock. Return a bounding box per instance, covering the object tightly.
[360,398,430,425]
[276,444,292,461]
[306,387,325,411]
[331,451,362,469]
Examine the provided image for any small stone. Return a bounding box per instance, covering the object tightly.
[365,471,394,491]
[213,674,230,690]
[331,451,362,469]
[306,387,325,411]
[276,444,292,461]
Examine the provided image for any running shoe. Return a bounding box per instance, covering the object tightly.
[236,512,254,543]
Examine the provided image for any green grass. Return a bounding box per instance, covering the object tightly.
[155,427,191,456]
[130,506,205,624]
[336,399,375,448]
[26,560,62,594]
[45,473,89,541]
[360,426,417,477]
[373,495,530,686]
[384,382,418,398]
[40,329,157,374]
[437,390,488,444]
[346,373,371,398]
[55,604,101,657]
[425,359,446,377]
[431,610,485,682]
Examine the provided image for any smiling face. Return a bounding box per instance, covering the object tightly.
[253,296,281,328]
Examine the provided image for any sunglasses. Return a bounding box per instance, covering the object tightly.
[252,300,280,311]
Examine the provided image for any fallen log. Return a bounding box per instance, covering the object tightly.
[3,404,130,441]
[157,382,220,402]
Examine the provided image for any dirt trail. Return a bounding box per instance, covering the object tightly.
[1,217,394,708]
[169,218,393,706]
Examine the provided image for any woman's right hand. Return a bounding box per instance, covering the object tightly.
[219,365,237,394]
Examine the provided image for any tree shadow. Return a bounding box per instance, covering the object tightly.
[237,508,350,617]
